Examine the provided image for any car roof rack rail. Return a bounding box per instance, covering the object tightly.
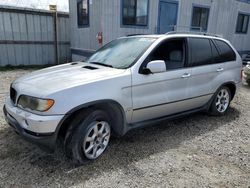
[165,31,221,38]
[126,34,148,37]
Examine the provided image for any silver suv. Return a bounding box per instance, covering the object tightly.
[3,33,242,165]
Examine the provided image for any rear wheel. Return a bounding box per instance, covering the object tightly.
[210,86,231,116]
[64,109,111,165]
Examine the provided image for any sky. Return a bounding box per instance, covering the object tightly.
[0,0,69,12]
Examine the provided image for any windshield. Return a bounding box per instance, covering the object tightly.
[86,37,156,69]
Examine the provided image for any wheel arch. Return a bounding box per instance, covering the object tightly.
[56,100,128,140]
[221,81,237,100]
[207,81,237,112]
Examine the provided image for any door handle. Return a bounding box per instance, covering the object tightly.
[217,68,224,72]
[182,73,191,78]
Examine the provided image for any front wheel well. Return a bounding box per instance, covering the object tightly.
[57,101,126,140]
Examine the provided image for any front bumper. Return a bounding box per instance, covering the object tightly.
[3,99,64,151]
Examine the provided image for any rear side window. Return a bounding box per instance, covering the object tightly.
[210,40,222,64]
[214,40,236,62]
[189,38,212,66]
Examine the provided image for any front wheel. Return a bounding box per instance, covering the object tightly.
[209,86,231,116]
[83,121,110,160]
[64,109,111,165]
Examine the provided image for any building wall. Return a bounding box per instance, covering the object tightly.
[0,6,71,66]
[176,0,250,52]
[101,0,158,44]
[69,0,250,60]
[69,0,102,52]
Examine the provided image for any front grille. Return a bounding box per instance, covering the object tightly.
[10,86,17,104]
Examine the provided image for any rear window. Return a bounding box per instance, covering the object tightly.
[214,40,236,62]
[189,38,212,66]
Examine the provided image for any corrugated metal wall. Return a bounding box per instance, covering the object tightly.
[69,0,102,51]
[176,0,250,52]
[69,0,250,59]
[0,6,70,66]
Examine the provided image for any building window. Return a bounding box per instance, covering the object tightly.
[122,0,149,26]
[77,0,89,27]
[191,6,209,31]
[236,13,249,34]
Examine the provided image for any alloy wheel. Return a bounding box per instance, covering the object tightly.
[215,89,230,113]
[83,121,111,160]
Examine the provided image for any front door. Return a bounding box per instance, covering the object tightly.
[131,38,193,123]
[158,1,178,34]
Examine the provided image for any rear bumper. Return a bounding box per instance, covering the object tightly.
[3,105,59,152]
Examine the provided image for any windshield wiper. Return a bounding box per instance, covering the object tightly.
[90,62,113,68]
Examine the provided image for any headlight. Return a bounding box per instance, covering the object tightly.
[17,95,54,112]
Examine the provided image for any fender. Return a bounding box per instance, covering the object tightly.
[205,81,237,111]
[218,81,237,99]
[54,99,128,139]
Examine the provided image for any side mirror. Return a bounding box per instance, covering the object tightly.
[141,60,166,74]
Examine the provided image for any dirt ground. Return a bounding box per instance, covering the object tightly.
[0,70,249,187]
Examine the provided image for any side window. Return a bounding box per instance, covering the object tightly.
[77,0,89,27]
[144,39,186,70]
[189,38,212,66]
[210,40,221,64]
[214,40,236,62]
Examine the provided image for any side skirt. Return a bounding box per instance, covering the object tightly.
[127,98,214,132]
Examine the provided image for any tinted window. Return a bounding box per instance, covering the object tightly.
[144,39,186,70]
[122,0,148,26]
[191,7,210,31]
[214,40,236,62]
[189,38,212,66]
[210,40,221,64]
[77,0,89,27]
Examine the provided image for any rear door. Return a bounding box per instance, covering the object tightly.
[186,37,222,109]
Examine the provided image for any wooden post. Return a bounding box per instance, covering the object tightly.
[50,5,59,64]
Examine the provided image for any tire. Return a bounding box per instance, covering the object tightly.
[64,109,111,165]
[209,86,231,116]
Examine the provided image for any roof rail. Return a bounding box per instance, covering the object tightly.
[165,31,221,38]
[126,34,147,37]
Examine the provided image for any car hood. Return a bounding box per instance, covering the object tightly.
[13,62,127,96]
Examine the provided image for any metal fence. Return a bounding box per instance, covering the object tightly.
[0,6,70,66]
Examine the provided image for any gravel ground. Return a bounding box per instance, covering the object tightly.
[0,70,249,188]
